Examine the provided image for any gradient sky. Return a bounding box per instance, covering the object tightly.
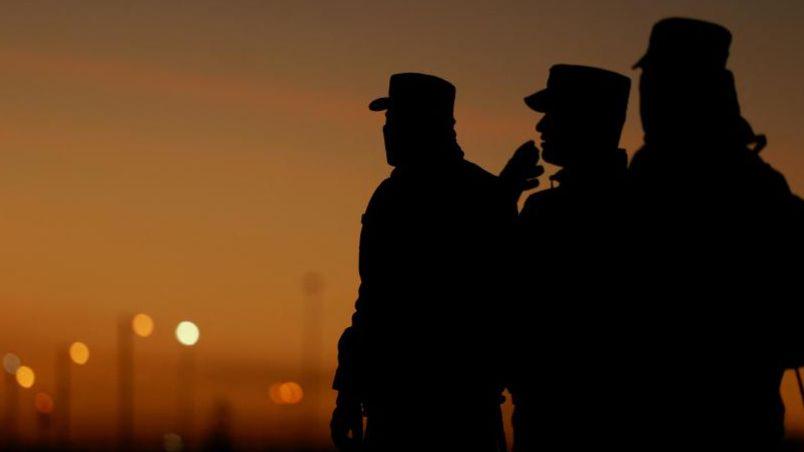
[1,0,804,445]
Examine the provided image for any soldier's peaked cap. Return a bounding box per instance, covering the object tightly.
[634,18,732,69]
[369,73,455,122]
[524,65,631,121]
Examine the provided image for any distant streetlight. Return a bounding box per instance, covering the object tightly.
[117,312,150,452]
[58,340,92,448]
[132,314,154,338]
[3,353,21,375]
[35,392,55,415]
[175,320,200,448]
[68,342,90,365]
[175,321,200,346]
[15,366,35,389]
[163,432,183,452]
[270,381,304,405]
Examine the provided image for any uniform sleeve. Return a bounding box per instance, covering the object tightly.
[494,182,523,395]
[332,183,387,397]
[780,194,804,369]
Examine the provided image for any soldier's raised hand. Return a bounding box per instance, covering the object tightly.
[499,140,545,203]
[331,391,364,451]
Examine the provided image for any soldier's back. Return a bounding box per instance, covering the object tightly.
[358,157,513,451]
[512,176,637,450]
[628,143,798,449]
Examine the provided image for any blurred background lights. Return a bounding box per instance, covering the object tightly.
[163,432,183,452]
[16,365,35,388]
[2,353,21,375]
[34,392,55,414]
[269,381,304,405]
[69,341,90,365]
[175,321,200,346]
[132,313,155,337]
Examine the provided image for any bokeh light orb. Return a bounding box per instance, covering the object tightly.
[16,365,35,389]
[69,342,90,365]
[269,381,304,405]
[175,321,200,346]
[3,353,21,375]
[163,433,183,452]
[132,313,155,338]
[34,392,54,414]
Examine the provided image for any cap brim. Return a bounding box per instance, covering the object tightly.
[524,90,550,112]
[369,97,390,111]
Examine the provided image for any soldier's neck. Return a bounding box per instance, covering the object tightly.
[553,147,627,188]
[393,143,465,170]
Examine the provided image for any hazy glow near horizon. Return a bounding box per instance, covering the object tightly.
[1,0,804,442]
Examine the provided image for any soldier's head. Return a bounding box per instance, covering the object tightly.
[525,65,630,168]
[635,18,752,147]
[369,73,459,167]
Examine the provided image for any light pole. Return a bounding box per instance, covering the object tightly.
[301,272,325,438]
[2,353,22,449]
[55,341,90,449]
[175,320,200,451]
[118,313,154,451]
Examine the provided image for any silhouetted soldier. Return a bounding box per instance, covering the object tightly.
[331,73,516,452]
[505,65,632,451]
[629,18,804,451]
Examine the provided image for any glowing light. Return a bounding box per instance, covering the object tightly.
[175,321,200,346]
[69,342,90,365]
[269,381,304,405]
[132,313,155,337]
[34,392,54,414]
[3,353,21,375]
[16,366,35,388]
[163,433,183,452]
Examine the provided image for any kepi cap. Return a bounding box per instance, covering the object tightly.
[634,17,732,69]
[369,73,455,123]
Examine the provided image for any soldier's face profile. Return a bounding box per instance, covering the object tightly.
[382,113,414,166]
[537,111,569,166]
[639,71,656,137]
[383,121,400,166]
[538,107,613,167]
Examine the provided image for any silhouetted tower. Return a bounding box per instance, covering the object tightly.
[177,345,197,450]
[301,272,325,436]
[118,315,134,451]
[202,399,234,452]
[175,320,201,451]
[2,368,20,449]
[55,345,72,449]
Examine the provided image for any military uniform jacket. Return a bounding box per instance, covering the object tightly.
[333,155,516,414]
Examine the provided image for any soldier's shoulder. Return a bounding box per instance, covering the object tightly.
[746,153,791,195]
[369,176,395,197]
[365,176,397,211]
[521,188,560,218]
[627,146,657,177]
[459,159,499,185]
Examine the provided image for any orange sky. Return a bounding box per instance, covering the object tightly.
[1,0,804,446]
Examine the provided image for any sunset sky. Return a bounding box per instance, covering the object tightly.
[1,0,804,446]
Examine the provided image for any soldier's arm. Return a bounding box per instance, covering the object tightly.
[333,218,374,397]
[492,179,524,396]
[499,141,545,204]
[780,194,804,369]
[332,181,390,397]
